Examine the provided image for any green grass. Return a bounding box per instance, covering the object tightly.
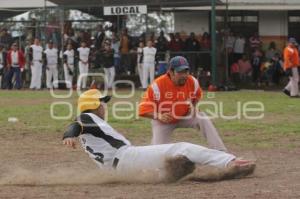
[0,89,300,149]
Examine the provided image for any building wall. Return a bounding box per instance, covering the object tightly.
[174,11,209,36]
[259,11,288,50]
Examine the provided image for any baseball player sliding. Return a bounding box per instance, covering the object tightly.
[63,89,256,182]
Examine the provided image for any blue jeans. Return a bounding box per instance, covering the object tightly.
[6,67,22,89]
[114,57,121,73]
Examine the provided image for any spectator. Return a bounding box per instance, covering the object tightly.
[225,31,236,66]
[169,33,184,57]
[137,41,144,87]
[0,44,7,88]
[185,32,201,75]
[265,41,280,61]
[94,25,105,50]
[0,28,13,50]
[77,41,90,89]
[29,38,43,90]
[230,61,240,87]
[200,32,211,71]
[251,49,263,86]
[155,31,169,61]
[111,33,121,73]
[270,53,284,85]
[102,40,115,89]
[63,44,75,89]
[238,55,252,82]
[142,40,157,89]
[149,32,156,44]
[233,34,246,62]
[6,43,25,89]
[249,32,262,52]
[120,28,131,74]
[44,41,59,89]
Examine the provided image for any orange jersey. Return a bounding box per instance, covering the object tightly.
[139,74,202,123]
[283,45,300,70]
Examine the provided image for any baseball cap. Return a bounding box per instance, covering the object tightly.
[77,89,111,113]
[288,37,298,45]
[169,56,190,72]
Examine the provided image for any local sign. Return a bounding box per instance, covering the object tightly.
[104,5,147,15]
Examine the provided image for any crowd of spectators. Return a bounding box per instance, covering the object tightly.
[0,24,292,90]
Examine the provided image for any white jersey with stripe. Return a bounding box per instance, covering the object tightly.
[77,113,131,168]
[30,44,43,61]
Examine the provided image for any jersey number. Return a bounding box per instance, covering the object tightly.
[86,146,104,164]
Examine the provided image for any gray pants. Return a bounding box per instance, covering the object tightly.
[285,67,299,97]
[151,112,227,152]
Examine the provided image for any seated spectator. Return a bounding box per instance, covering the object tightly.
[265,41,280,61]
[230,62,240,87]
[270,53,284,85]
[238,55,252,82]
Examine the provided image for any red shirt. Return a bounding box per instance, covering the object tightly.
[6,50,25,68]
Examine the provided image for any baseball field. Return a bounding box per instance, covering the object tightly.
[0,89,300,198]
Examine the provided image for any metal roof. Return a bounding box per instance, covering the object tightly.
[0,0,223,21]
[49,0,223,8]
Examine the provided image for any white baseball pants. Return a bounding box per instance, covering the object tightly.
[104,67,115,89]
[30,61,42,89]
[46,64,58,89]
[78,61,89,89]
[64,64,74,89]
[137,63,143,87]
[285,67,299,96]
[79,134,235,178]
[142,63,155,89]
[151,112,227,152]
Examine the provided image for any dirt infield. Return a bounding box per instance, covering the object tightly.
[1,90,300,198]
[0,130,299,199]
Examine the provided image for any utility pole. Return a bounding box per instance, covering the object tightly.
[211,0,217,85]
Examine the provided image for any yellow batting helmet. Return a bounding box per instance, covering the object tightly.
[78,89,111,113]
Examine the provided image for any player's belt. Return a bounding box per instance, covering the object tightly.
[112,158,119,169]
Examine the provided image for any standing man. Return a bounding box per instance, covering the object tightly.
[44,40,58,89]
[119,28,131,74]
[139,56,227,151]
[0,43,7,88]
[111,33,121,74]
[63,89,255,183]
[63,44,75,89]
[142,40,157,89]
[102,41,115,89]
[283,38,300,98]
[6,43,25,89]
[77,41,90,90]
[94,25,105,50]
[29,38,43,90]
[185,32,200,75]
